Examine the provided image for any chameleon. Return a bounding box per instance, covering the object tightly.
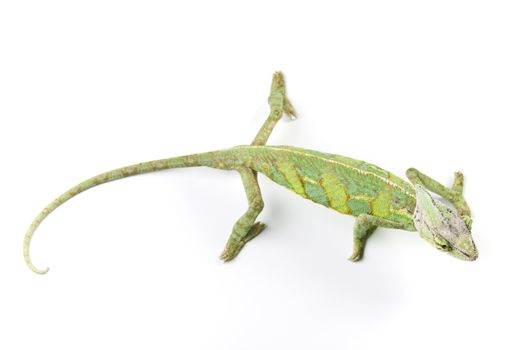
[23,72,478,274]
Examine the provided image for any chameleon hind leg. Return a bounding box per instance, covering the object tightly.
[406,168,472,228]
[220,72,296,261]
[350,215,406,261]
[251,71,296,146]
[220,168,266,261]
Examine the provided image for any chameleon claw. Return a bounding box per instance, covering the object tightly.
[348,250,363,262]
[349,227,369,262]
[243,222,266,243]
[348,242,364,262]
[268,71,296,120]
[283,97,297,120]
[220,248,237,262]
[220,222,267,262]
[452,171,465,194]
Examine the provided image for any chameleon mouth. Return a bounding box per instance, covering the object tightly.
[457,248,478,261]
[459,238,478,261]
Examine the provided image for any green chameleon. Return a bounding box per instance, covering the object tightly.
[24,72,478,274]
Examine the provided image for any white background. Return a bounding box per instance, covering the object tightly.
[1,1,524,349]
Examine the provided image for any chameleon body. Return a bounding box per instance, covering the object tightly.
[24,72,478,274]
[225,145,417,227]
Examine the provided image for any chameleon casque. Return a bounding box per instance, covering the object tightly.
[24,72,478,274]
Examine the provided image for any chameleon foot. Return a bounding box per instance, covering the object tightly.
[269,71,296,120]
[348,242,364,262]
[220,222,267,262]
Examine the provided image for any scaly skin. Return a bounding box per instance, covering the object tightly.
[24,72,476,274]
[209,145,417,229]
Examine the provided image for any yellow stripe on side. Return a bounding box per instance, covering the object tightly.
[371,184,393,218]
[321,164,350,214]
[277,160,306,197]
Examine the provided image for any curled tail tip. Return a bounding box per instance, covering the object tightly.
[29,263,49,275]
[37,267,50,275]
[24,250,49,274]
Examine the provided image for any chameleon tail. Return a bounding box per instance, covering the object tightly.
[23,152,213,274]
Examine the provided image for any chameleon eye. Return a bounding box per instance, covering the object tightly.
[433,235,451,251]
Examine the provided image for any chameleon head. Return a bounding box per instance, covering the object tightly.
[413,185,478,261]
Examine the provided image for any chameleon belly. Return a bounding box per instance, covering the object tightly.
[235,145,416,227]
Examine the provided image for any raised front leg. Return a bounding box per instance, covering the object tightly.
[406,168,472,228]
[220,168,266,261]
[349,215,405,262]
[251,71,296,146]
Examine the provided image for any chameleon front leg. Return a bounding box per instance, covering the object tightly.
[220,168,266,261]
[349,215,405,262]
[406,168,472,228]
[251,71,296,146]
